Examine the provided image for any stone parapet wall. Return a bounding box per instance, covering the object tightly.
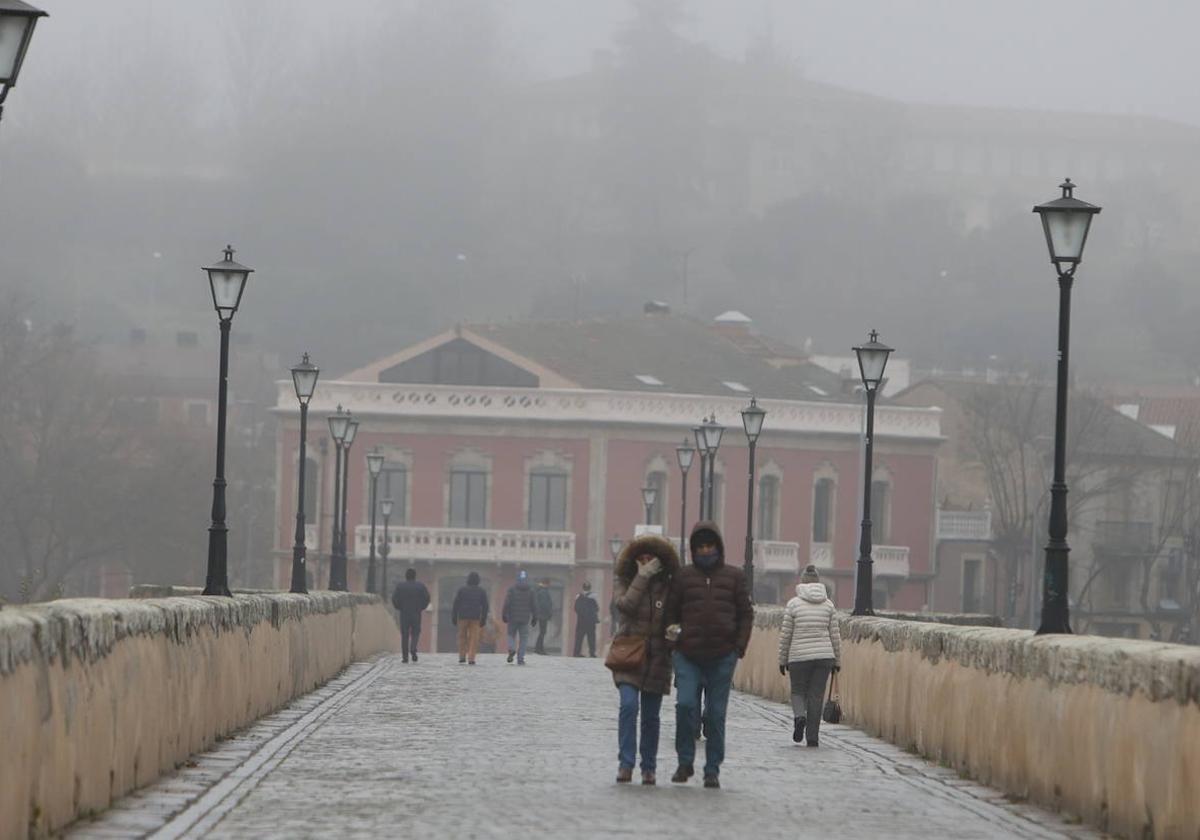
[736,606,1200,839]
[0,592,400,840]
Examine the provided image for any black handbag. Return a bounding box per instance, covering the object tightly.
[822,673,843,724]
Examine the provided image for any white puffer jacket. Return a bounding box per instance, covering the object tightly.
[778,583,842,665]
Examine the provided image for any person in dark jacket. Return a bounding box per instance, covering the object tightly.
[451,572,489,665]
[533,579,555,655]
[502,570,537,665]
[391,568,431,663]
[664,521,753,789]
[573,581,600,657]
[611,535,679,785]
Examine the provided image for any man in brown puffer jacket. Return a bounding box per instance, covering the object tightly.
[664,521,753,789]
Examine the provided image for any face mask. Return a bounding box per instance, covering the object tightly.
[694,550,720,570]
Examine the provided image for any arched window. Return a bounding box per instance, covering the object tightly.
[758,475,780,540]
[528,469,568,531]
[646,470,669,526]
[378,463,408,525]
[447,449,491,528]
[812,477,835,544]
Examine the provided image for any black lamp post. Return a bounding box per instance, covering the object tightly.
[609,534,623,562]
[289,353,319,594]
[380,497,393,598]
[1033,178,1101,635]
[693,424,708,523]
[332,417,359,591]
[701,415,725,520]
[0,1,47,124]
[202,246,253,597]
[326,405,351,590]
[851,330,893,616]
[365,450,384,594]
[642,485,658,525]
[741,397,766,597]
[676,437,695,562]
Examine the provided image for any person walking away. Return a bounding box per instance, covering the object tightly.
[778,564,842,747]
[573,581,600,657]
[451,571,489,665]
[665,522,753,789]
[611,535,679,785]
[534,578,555,655]
[391,568,431,663]
[502,570,537,664]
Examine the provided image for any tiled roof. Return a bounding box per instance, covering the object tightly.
[465,314,849,402]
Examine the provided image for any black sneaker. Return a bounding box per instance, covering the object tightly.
[670,765,694,784]
[703,775,720,789]
[459,657,466,664]
[411,652,418,662]
[793,717,806,743]
[507,651,515,663]
[401,656,409,664]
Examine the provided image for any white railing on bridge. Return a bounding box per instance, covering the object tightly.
[353,525,576,566]
[811,541,909,578]
[936,509,992,542]
[754,540,801,574]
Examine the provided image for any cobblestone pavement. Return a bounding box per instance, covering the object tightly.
[65,653,1107,840]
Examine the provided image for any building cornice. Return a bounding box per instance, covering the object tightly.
[274,380,943,442]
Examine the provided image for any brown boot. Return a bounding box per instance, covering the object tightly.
[641,770,656,786]
[616,767,633,783]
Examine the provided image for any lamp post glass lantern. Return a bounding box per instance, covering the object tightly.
[741,397,766,597]
[676,437,695,562]
[609,534,623,561]
[851,330,893,616]
[366,451,384,594]
[1032,179,1101,635]
[289,353,319,593]
[202,245,254,597]
[0,0,48,117]
[642,485,658,524]
[702,415,724,520]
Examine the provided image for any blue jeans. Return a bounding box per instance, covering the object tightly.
[617,684,664,770]
[507,622,530,662]
[673,650,737,777]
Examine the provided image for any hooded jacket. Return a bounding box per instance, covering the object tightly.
[612,534,680,695]
[502,579,538,625]
[778,582,842,665]
[452,579,489,624]
[665,522,753,663]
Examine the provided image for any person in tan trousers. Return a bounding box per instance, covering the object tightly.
[452,571,489,664]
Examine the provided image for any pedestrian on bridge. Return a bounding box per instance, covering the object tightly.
[451,571,489,665]
[665,521,753,790]
[534,578,555,655]
[502,570,537,665]
[610,534,679,785]
[573,581,600,656]
[778,565,842,747]
[391,569,431,663]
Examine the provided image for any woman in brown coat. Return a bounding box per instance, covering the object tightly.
[611,535,679,785]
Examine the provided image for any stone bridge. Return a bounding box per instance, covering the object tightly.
[2,593,1197,839]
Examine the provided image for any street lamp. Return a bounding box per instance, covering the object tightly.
[642,485,658,525]
[702,414,725,520]
[365,450,384,594]
[380,497,394,598]
[741,397,766,597]
[0,1,47,124]
[676,437,695,562]
[289,353,319,594]
[1032,178,1101,635]
[332,417,359,591]
[201,246,253,597]
[692,424,708,524]
[327,405,351,590]
[609,533,623,562]
[851,329,893,616]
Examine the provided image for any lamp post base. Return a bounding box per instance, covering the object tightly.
[1035,543,1072,635]
[203,525,232,597]
[851,556,875,617]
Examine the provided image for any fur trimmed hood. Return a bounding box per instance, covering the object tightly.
[615,534,681,582]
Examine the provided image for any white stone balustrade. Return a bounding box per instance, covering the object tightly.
[936,509,992,541]
[754,540,801,573]
[353,525,576,566]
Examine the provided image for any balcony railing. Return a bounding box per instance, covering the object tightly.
[936,509,992,542]
[811,542,909,578]
[353,525,576,566]
[754,541,801,574]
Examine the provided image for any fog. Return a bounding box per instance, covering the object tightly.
[4,0,1200,379]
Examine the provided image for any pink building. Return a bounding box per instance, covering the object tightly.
[271,312,942,654]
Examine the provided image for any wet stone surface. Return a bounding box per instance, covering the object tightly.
[64,653,1106,839]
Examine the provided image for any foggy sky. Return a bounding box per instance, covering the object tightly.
[15,1,1200,130]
